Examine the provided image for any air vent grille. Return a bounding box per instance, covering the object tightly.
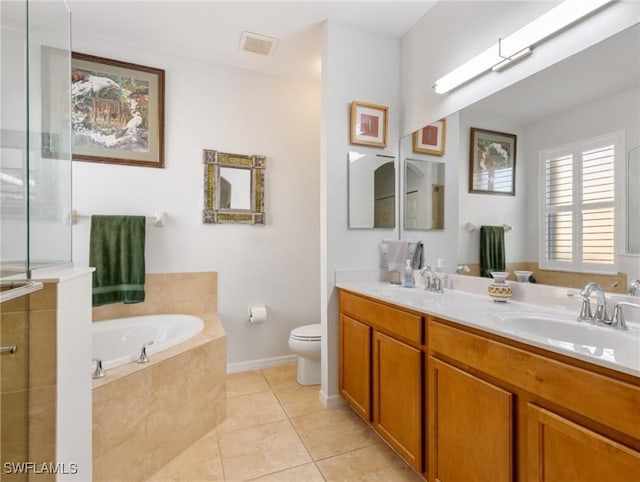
[240,31,278,56]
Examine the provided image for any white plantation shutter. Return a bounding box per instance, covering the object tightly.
[540,133,621,273]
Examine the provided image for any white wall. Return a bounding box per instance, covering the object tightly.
[321,20,400,403]
[401,1,639,136]
[71,35,321,366]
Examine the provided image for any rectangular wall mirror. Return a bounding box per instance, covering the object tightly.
[348,151,396,229]
[404,158,445,230]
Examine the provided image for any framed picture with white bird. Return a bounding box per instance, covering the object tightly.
[70,53,165,168]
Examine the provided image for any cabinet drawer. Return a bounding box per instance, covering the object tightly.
[429,318,640,441]
[340,290,423,345]
[374,302,423,345]
[340,290,377,323]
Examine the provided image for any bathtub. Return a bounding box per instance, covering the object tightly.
[92,314,204,370]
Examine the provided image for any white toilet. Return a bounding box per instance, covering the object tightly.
[288,323,321,385]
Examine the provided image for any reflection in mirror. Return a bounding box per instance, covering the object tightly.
[219,167,251,210]
[406,24,640,293]
[628,146,640,255]
[348,152,396,229]
[202,149,266,225]
[404,159,445,230]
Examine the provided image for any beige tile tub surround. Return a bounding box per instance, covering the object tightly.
[91,272,226,482]
[92,272,218,321]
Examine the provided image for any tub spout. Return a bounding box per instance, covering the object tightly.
[137,341,155,364]
[92,358,106,379]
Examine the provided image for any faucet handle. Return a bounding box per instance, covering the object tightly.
[569,292,593,321]
[92,358,106,379]
[137,341,155,364]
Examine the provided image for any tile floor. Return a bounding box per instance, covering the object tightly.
[147,364,423,482]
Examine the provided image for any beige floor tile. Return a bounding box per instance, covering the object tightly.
[317,443,423,482]
[260,364,298,390]
[226,370,270,398]
[272,384,324,418]
[291,407,379,460]
[218,391,286,434]
[218,420,312,481]
[147,430,223,482]
[250,462,325,482]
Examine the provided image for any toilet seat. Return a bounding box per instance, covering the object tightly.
[290,324,321,341]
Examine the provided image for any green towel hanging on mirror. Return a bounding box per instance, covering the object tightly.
[90,215,146,306]
[480,226,505,278]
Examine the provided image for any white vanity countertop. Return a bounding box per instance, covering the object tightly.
[337,281,640,378]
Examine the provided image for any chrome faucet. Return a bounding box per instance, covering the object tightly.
[137,341,155,364]
[627,279,640,296]
[92,358,106,379]
[420,266,433,290]
[578,282,609,322]
[420,265,444,293]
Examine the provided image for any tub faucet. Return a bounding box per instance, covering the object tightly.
[578,282,608,322]
[137,341,155,364]
[92,358,106,379]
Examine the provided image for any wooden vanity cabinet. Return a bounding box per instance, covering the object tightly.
[339,314,371,420]
[373,330,423,469]
[527,404,640,482]
[339,290,425,473]
[428,317,640,482]
[339,288,640,481]
[429,358,515,482]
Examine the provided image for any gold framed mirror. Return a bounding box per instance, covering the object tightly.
[202,149,265,225]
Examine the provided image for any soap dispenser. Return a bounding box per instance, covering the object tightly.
[403,260,415,288]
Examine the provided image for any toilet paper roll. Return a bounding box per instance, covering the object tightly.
[248,305,267,323]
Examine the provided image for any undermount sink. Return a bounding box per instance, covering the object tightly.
[492,311,639,365]
[367,285,443,306]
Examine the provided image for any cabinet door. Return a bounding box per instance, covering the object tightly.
[429,358,514,482]
[339,314,371,420]
[373,331,423,471]
[528,404,640,482]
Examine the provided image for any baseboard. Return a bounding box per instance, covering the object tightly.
[319,389,346,409]
[226,354,297,374]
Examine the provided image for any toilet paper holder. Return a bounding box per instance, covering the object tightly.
[248,305,267,323]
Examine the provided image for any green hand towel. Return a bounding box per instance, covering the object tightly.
[90,215,146,306]
[480,225,505,278]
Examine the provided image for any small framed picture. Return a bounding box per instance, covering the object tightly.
[71,52,165,168]
[412,119,446,156]
[469,127,517,195]
[350,101,388,148]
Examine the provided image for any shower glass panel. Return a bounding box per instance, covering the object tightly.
[1,0,71,279]
[1,1,29,278]
[1,0,69,478]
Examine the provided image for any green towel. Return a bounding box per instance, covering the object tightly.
[480,226,505,278]
[90,215,146,306]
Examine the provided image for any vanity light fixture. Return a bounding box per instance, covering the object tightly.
[433,0,613,94]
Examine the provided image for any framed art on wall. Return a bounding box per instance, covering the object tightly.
[71,52,165,168]
[350,101,388,148]
[412,119,446,156]
[469,127,517,195]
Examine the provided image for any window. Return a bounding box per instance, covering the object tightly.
[539,132,623,273]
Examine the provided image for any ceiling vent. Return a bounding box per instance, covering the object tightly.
[240,31,278,56]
